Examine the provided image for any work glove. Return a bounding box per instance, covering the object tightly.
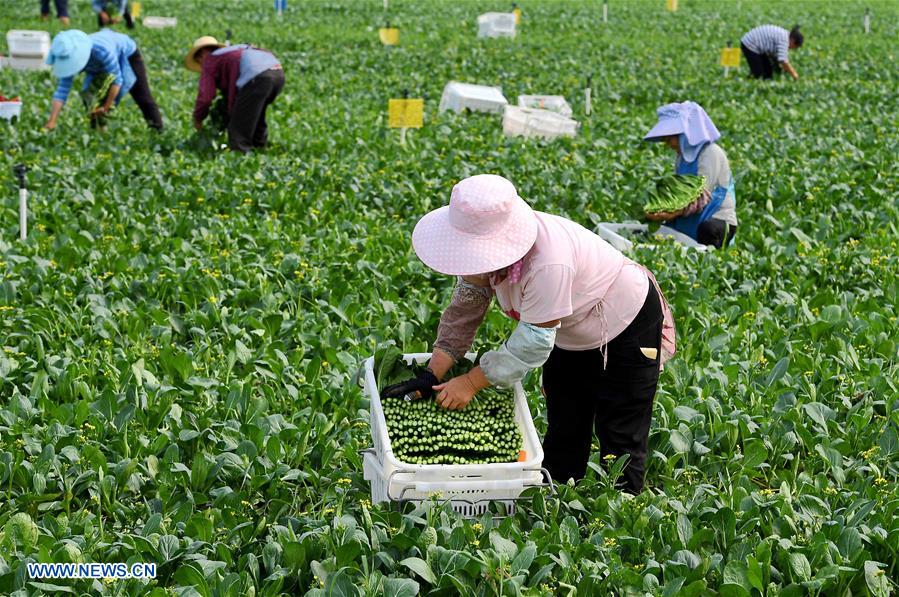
[380,368,439,400]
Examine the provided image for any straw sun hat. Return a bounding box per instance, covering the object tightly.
[184,36,225,72]
[412,175,538,276]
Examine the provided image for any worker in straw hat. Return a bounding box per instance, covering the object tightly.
[43,29,163,131]
[185,36,285,153]
[380,174,677,494]
[643,101,737,248]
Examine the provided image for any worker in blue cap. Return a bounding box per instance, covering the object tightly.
[44,29,162,131]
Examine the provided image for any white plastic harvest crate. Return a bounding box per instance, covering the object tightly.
[6,30,51,71]
[477,12,516,38]
[142,16,178,29]
[595,222,710,252]
[503,105,579,140]
[518,95,573,118]
[361,353,547,517]
[439,81,508,114]
[0,100,23,121]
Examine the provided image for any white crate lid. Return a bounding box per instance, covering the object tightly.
[442,81,507,103]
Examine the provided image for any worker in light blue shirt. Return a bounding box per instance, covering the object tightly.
[44,29,162,131]
[93,0,134,29]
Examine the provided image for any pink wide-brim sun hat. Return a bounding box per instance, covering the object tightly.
[412,174,539,276]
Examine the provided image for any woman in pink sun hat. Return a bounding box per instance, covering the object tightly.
[382,174,676,493]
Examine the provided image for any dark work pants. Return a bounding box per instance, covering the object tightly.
[541,283,663,494]
[127,51,163,130]
[697,219,737,249]
[41,0,69,18]
[229,68,285,153]
[741,42,776,79]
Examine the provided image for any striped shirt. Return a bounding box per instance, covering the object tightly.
[92,0,128,14]
[52,30,137,104]
[741,25,790,63]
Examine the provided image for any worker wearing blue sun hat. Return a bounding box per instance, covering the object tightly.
[44,29,162,131]
[643,101,737,249]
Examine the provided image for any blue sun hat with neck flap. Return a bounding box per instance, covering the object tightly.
[45,30,92,78]
[644,101,720,163]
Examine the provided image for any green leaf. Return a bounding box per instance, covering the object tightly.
[764,356,790,388]
[489,530,518,558]
[742,439,768,469]
[28,582,75,594]
[400,557,436,584]
[511,542,536,576]
[864,561,890,597]
[382,578,420,597]
[746,556,764,592]
[723,560,750,589]
[789,552,811,582]
[235,340,253,365]
[669,430,691,453]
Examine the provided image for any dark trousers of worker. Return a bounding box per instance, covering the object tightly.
[541,283,663,494]
[697,219,737,249]
[229,68,285,153]
[741,43,776,79]
[41,0,68,18]
[127,51,163,130]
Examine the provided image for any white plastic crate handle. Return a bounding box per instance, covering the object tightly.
[414,478,523,493]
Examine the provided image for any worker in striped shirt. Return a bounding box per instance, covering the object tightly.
[740,25,803,81]
[44,29,163,131]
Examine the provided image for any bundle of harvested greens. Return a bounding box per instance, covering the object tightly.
[643,174,709,221]
[80,74,116,129]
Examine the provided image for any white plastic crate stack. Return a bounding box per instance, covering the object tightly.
[477,12,516,38]
[6,31,51,71]
[503,105,579,140]
[0,98,23,122]
[518,95,573,118]
[595,222,710,252]
[361,353,549,517]
[439,81,508,114]
[142,16,178,29]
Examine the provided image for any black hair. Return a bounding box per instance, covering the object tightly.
[789,25,804,47]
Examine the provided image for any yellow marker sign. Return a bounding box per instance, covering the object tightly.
[666,0,678,11]
[131,2,141,18]
[513,8,521,24]
[379,28,399,46]
[388,99,423,129]
[720,47,740,68]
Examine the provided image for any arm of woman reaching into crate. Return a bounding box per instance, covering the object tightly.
[435,319,559,410]
[380,276,492,400]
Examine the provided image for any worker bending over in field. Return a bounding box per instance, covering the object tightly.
[186,36,285,153]
[643,101,737,248]
[740,24,803,80]
[44,29,163,131]
[380,174,676,494]
[93,0,135,29]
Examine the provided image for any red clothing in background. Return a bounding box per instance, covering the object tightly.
[192,48,244,123]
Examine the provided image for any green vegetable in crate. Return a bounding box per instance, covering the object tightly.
[80,74,117,129]
[374,347,523,465]
[643,174,709,221]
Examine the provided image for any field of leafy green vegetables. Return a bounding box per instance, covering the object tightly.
[1,0,897,594]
